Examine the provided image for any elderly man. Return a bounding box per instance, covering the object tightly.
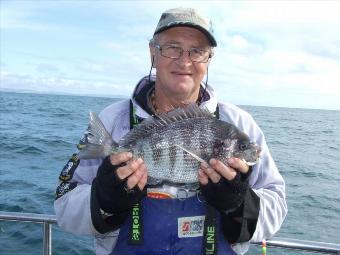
[55,7,287,255]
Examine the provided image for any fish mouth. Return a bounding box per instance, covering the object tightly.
[235,143,261,166]
[242,158,259,166]
[255,145,262,157]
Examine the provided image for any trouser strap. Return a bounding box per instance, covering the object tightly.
[128,203,143,245]
[203,204,218,255]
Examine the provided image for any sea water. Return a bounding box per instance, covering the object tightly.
[0,92,339,254]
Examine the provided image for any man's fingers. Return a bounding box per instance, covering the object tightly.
[200,162,221,183]
[116,157,143,180]
[198,168,209,185]
[227,158,250,174]
[111,153,148,190]
[209,159,237,181]
[127,158,147,189]
[110,151,133,165]
[126,162,147,190]
[137,169,148,190]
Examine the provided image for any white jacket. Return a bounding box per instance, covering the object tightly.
[54,77,287,255]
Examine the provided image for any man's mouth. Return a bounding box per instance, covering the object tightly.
[171,71,192,76]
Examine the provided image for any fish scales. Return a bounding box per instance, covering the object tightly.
[123,117,221,184]
[77,104,261,185]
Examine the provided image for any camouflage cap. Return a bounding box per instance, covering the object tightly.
[154,7,217,47]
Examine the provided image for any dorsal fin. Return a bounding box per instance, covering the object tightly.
[119,104,214,147]
[156,103,213,122]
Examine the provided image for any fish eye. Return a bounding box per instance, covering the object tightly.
[239,142,248,150]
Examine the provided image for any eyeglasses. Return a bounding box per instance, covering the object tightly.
[154,44,212,63]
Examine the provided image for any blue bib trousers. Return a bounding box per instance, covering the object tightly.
[111,196,236,255]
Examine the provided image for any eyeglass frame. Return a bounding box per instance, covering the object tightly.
[153,43,213,63]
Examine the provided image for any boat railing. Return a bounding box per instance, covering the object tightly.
[0,211,56,255]
[1,211,340,255]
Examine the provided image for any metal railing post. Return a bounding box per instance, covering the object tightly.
[42,222,52,255]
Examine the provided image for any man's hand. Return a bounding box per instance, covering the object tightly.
[111,152,148,191]
[198,157,251,212]
[198,158,250,184]
[92,152,148,214]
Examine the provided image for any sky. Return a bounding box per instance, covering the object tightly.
[1,0,340,110]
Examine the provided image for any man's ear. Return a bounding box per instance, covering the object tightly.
[151,55,155,67]
[149,45,156,67]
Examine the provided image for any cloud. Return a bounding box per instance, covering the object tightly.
[304,39,340,60]
[2,1,340,110]
[36,63,62,75]
[0,1,58,31]
[102,42,123,51]
[222,34,265,57]
[0,71,134,96]
[216,1,340,28]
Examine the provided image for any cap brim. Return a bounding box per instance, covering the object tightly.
[154,23,217,47]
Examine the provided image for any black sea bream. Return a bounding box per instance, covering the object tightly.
[77,104,260,185]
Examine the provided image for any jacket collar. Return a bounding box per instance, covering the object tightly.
[130,75,218,119]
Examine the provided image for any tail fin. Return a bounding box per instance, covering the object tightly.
[77,111,118,159]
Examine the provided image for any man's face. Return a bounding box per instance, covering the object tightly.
[150,27,211,102]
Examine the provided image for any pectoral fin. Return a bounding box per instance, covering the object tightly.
[174,144,209,165]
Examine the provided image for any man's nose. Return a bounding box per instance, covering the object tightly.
[176,50,192,64]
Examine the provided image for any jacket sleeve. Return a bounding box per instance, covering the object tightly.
[249,138,288,242]
[54,157,129,235]
[54,157,102,235]
[218,103,288,243]
[54,100,131,235]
